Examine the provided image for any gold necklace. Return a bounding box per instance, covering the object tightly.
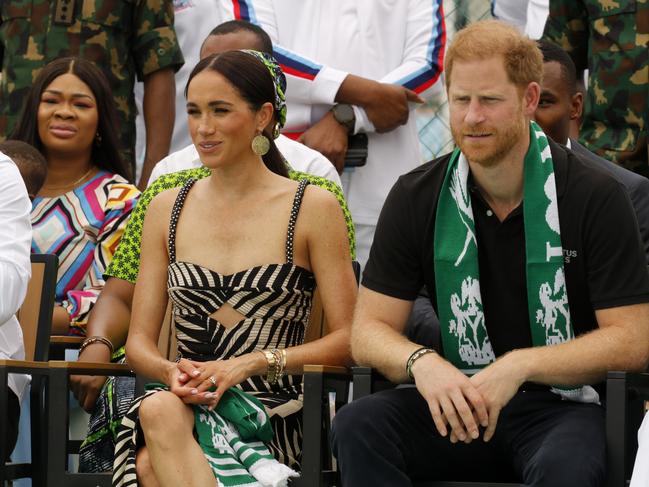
[42,166,95,191]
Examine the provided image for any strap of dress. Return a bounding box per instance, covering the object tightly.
[168,178,197,263]
[285,179,310,264]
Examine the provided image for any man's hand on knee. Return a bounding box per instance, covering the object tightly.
[411,353,489,444]
[470,351,528,442]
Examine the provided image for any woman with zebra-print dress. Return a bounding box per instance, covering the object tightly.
[112,50,356,487]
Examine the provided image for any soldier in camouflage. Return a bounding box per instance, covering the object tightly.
[543,0,649,175]
[0,0,184,184]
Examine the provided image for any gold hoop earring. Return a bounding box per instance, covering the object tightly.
[251,133,270,156]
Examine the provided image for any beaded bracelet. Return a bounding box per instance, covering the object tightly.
[79,336,114,356]
[406,347,436,380]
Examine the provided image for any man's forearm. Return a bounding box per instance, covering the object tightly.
[351,287,421,382]
[333,74,420,134]
[514,319,649,387]
[334,74,377,107]
[140,68,175,188]
[353,318,422,383]
[353,318,422,382]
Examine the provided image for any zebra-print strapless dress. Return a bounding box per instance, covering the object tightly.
[112,179,314,486]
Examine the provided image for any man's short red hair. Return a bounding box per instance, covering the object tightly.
[445,20,543,91]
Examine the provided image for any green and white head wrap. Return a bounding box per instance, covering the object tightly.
[240,49,287,130]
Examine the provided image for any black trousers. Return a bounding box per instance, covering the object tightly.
[331,387,606,487]
[5,389,20,462]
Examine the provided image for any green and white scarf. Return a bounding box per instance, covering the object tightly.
[434,121,597,403]
[195,387,298,487]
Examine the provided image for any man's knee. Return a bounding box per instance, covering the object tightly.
[525,449,605,487]
[331,397,370,452]
[524,426,606,487]
[332,389,421,455]
[332,391,419,485]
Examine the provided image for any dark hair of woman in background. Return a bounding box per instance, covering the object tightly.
[10,57,139,336]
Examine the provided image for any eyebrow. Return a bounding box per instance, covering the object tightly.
[186,100,234,109]
[42,89,95,101]
[450,91,504,99]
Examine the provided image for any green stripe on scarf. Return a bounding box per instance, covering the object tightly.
[434,122,573,375]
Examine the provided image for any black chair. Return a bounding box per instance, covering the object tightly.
[0,253,58,485]
[353,367,649,487]
[294,365,351,487]
[294,261,361,487]
[606,371,649,487]
[45,360,133,487]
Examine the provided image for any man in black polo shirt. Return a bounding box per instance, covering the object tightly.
[331,20,649,486]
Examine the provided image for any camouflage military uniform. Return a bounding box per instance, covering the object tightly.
[0,0,184,175]
[543,0,649,175]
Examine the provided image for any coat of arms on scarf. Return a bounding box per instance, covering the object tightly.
[448,276,495,366]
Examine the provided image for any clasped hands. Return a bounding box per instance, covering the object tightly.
[166,356,251,411]
[413,350,527,445]
[299,83,424,173]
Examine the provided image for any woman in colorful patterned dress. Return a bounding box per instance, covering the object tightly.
[11,57,140,335]
[113,50,356,486]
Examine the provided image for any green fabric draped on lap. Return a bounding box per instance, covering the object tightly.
[144,384,297,486]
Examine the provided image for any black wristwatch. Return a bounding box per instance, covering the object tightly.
[331,103,356,134]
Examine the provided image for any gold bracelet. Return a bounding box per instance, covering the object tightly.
[279,348,287,379]
[263,350,279,384]
[270,349,282,384]
[79,336,114,356]
[272,348,286,382]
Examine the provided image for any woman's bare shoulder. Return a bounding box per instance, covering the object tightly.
[302,183,340,213]
[298,184,345,234]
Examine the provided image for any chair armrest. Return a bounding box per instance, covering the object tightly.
[48,360,134,377]
[0,359,50,374]
[607,370,649,398]
[50,336,84,346]
[304,364,351,377]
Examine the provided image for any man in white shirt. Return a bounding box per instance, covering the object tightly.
[0,153,32,460]
[239,0,446,266]
[148,20,342,187]
[491,0,549,39]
